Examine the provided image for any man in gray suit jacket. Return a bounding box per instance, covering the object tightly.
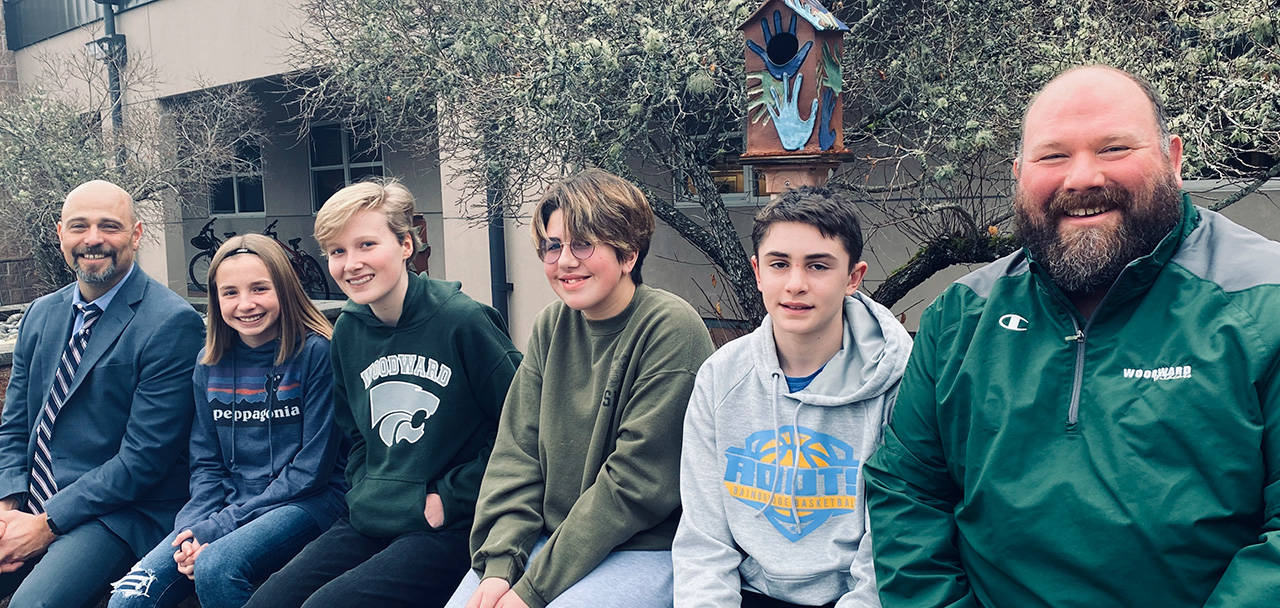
[0,180,204,607]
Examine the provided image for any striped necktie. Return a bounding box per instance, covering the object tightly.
[27,302,103,514]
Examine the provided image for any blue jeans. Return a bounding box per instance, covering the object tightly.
[108,504,322,608]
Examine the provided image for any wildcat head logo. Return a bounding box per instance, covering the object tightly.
[369,381,440,446]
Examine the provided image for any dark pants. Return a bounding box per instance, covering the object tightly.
[741,591,836,608]
[0,520,136,608]
[243,517,469,608]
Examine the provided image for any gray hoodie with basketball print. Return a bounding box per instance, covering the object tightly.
[674,292,911,608]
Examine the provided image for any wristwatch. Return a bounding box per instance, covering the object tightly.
[45,513,64,536]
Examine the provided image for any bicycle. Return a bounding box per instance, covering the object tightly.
[188,218,236,293]
[263,220,332,300]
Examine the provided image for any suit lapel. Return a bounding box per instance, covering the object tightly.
[63,269,146,399]
[32,286,77,415]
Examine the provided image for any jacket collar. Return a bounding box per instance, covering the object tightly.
[1024,192,1197,318]
[63,266,148,396]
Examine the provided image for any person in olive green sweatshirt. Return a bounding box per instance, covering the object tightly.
[444,169,715,608]
[246,180,521,608]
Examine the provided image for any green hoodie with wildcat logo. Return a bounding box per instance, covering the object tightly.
[331,272,521,537]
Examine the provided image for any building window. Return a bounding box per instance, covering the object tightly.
[709,163,767,198]
[210,144,265,215]
[310,124,383,212]
[677,162,768,208]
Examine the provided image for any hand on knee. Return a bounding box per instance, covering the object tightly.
[467,577,511,608]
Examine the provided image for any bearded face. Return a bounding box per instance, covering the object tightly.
[1014,170,1182,295]
[70,243,124,285]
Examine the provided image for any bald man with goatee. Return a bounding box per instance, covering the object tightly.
[0,180,204,607]
[864,66,1280,607]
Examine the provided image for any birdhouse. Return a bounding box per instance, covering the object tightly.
[739,0,849,193]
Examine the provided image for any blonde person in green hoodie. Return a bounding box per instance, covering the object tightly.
[245,180,522,608]
[445,169,715,608]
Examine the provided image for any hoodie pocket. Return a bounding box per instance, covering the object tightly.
[739,556,845,602]
[347,475,429,537]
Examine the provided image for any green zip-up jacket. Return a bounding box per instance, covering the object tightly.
[864,194,1280,607]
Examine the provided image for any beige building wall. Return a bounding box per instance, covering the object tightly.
[13,0,306,99]
[9,0,1279,338]
[436,157,558,350]
[10,0,456,300]
[12,0,312,292]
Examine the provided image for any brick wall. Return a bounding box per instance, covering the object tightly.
[0,11,42,305]
[0,9,16,97]
[0,256,43,306]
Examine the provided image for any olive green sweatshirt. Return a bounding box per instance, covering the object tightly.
[470,285,715,608]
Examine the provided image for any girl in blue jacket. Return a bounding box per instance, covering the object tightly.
[109,234,347,608]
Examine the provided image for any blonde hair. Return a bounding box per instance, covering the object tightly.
[531,169,656,283]
[203,234,333,366]
[314,179,418,252]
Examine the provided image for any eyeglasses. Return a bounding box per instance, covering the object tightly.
[538,239,596,264]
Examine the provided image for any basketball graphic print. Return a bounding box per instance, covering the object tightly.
[722,425,859,541]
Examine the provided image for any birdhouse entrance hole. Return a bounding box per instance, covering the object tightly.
[767,31,799,66]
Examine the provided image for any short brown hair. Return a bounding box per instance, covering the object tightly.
[314,179,418,252]
[752,186,864,268]
[203,234,332,366]
[531,169,656,283]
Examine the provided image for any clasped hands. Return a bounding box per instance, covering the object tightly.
[170,492,448,581]
[172,529,206,580]
[0,496,57,573]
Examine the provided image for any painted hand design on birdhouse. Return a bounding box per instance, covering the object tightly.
[746,11,814,81]
[816,41,843,151]
[766,73,818,151]
[741,0,849,170]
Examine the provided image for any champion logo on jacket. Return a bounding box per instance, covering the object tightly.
[723,425,860,542]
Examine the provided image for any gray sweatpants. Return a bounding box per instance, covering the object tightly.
[444,536,674,608]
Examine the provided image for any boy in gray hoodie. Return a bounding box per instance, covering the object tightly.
[673,187,911,608]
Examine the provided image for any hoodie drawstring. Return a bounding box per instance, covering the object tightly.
[788,401,804,535]
[752,371,809,536]
[229,349,238,467]
[754,372,785,518]
[266,367,284,471]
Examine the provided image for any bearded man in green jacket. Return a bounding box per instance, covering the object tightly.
[863,65,1280,607]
